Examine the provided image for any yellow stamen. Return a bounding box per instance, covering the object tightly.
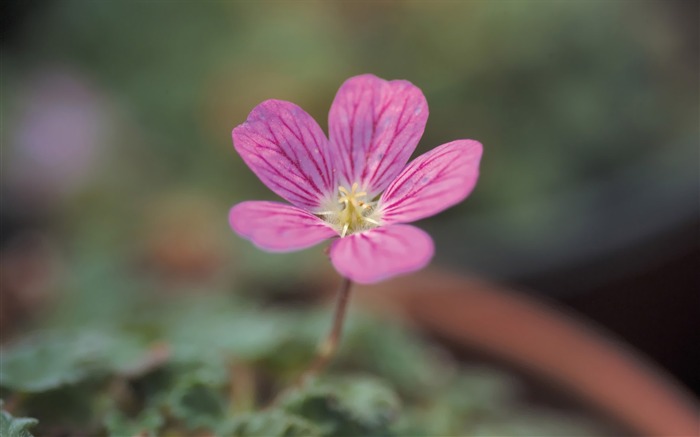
[318,182,380,237]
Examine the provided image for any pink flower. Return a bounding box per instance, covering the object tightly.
[229,74,482,284]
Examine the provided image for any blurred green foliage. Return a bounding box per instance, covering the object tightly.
[1,276,607,435]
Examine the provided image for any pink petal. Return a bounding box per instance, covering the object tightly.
[232,100,335,211]
[379,140,483,224]
[329,225,434,284]
[229,201,337,252]
[328,74,428,196]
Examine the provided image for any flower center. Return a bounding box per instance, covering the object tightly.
[317,182,380,237]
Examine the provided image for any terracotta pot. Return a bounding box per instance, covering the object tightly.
[355,269,699,436]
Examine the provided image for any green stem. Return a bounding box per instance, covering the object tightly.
[301,276,353,382]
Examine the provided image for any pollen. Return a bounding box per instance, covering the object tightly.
[317,182,380,237]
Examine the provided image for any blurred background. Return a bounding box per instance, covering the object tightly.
[1,0,698,434]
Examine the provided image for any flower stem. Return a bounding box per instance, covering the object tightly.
[301,276,353,382]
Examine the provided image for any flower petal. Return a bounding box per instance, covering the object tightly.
[329,225,434,284]
[233,100,335,211]
[230,201,337,252]
[379,140,483,224]
[328,74,428,196]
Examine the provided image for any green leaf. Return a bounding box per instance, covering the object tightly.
[102,361,229,434]
[0,330,157,393]
[279,375,400,436]
[226,410,324,437]
[103,407,164,437]
[0,332,108,392]
[161,296,285,363]
[0,401,38,437]
[163,374,227,430]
